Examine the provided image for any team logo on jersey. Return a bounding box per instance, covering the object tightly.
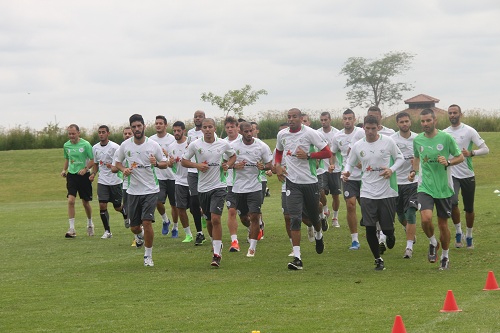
[198,148,204,154]
[380,149,385,154]
[79,148,84,153]
[127,151,131,157]
[236,149,240,155]
[286,150,293,156]
[436,144,444,151]
[360,151,365,157]
[420,146,424,153]
[366,165,373,172]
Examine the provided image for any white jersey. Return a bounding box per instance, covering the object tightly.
[93,141,123,186]
[186,128,205,174]
[231,138,273,193]
[443,124,485,179]
[379,125,396,136]
[168,139,190,186]
[331,127,365,181]
[183,137,235,192]
[346,134,404,199]
[149,133,176,180]
[391,131,418,185]
[276,124,328,184]
[113,147,129,190]
[113,137,166,195]
[223,134,242,187]
[317,126,340,174]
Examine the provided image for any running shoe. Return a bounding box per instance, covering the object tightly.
[229,240,240,252]
[65,228,76,238]
[386,234,396,249]
[182,234,193,243]
[455,233,464,248]
[439,257,449,270]
[257,229,264,241]
[135,234,144,248]
[259,220,265,240]
[211,254,221,267]
[315,236,324,254]
[307,226,315,242]
[124,219,130,229]
[100,230,112,239]
[379,242,387,255]
[87,224,95,237]
[144,256,154,267]
[321,217,329,232]
[246,248,255,257]
[287,257,303,270]
[171,228,179,238]
[349,240,360,250]
[466,237,474,249]
[374,258,385,271]
[195,233,206,246]
[428,242,440,263]
[403,248,413,259]
[162,220,171,235]
[331,218,340,228]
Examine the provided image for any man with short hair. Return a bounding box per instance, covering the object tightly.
[150,115,178,237]
[444,104,489,249]
[409,108,464,270]
[114,114,168,267]
[343,115,404,270]
[391,112,419,258]
[61,124,95,238]
[92,125,127,239]
[182,118,236,267]
[275,108,332,270]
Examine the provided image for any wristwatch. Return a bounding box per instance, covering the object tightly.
[447,160,451,167]
[306,152,311,160]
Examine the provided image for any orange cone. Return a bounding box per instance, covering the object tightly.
[391,315,407,333]
[483,271,500,291]
[440,290,462,312]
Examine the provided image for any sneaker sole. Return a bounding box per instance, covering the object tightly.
[210,262,220,267]
[428,243,440,263]
[287,263,303,270]
[65,234,76,238]
[229,247,240,252]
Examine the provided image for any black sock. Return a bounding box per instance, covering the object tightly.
[366,226,380,259]
[100,210,110,232]
[190,195,202,233]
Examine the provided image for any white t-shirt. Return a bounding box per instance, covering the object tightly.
[113,137,166,195]
[223,134,242,187]
[391,131,418,185]
[231,138,273,193]
[149,133,176,180]
[331,127,365,181]
[443,124,485,179]
[317,126,340,174]
[93,141,123,186]
[346,134,404,199]
[182,137,235,192]
[276,124,328,184]
[186,128,204,174]
[168,139,189,186]
[379,125,396,136]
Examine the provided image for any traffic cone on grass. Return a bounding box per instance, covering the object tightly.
[391,315,407,333]
[483,271,500,290]
[440,290,462,312]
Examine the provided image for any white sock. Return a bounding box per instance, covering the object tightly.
[323,206,329,214]
[249,239,257,250]
[161,213,168,223]
[351,233,359,242]
[466,227,473,238]
[69,218,75,229]
[213,240,222,256]
[293,246,301,259]
[87,218,93,226]
[230,234,238,242]
[319,211,325,219]
[454,223,462,234]
[314,230,323,240]
[333,211,339,219]
[145,247,152,257]
[173,223,178,230]
[441,249,449,259]
[429,235,438,247]
[184,226,192,236]
[406,240,413,250]
[379,232,387,243]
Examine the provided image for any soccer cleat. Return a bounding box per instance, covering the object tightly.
[288,250,295,257]
[246,248,255,257]
[195,233,206,246]
[288,257,303,270]
[307,226,315,242]
[211,254,221,267]
[386,234,395,249]
[315,236,324,254]
[257,229,264,241]
[229,240,240,252]
[403,248,413,259]
[144,256,154,267]
[349,240,360,250]
[65,228,76,238]
[428,242,440,263]
[374,258,385,271]
[466,237,474,249]
[265,187,270,197]
[100,231,112,239]
[135,234,144,248]
[332,218,340,228]
[171,228,179,238]
[379,242,387,255]
[259,220,265,240]
[87,224,95,236]
[182,234,193,243]
[124,219,130,229]
[321,217,329,232]
[439,257,449,270]
[162,220,171,235]
[455,233,464,248]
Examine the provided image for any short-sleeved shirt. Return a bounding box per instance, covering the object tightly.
[182,137,235,193]
[391,131,418,185]
[413,130,461,199]
[276,125,328,184]
[331,127,365,181]
[150,133,176,181]
[64,138,93,174]
[113,137,167,195]
[379,126,396,136]
[224,134,242,187]
[443,124,486,179]
[346,135,403,199]
[186,128,204,174]
[231,138,273,193]
[93,140,123,186]
[317,126,340,173]
[168,139,190,186]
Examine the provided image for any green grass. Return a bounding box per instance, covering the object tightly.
[1,134,500,332]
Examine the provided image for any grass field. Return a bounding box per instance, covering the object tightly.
[0,133,499,332]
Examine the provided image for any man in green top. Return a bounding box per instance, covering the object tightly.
[61,124,95,238]
[409,109,463,270]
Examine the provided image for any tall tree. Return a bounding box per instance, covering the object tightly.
[200,84,268,119]
[340,51,414,108]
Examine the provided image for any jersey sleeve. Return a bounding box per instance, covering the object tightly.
[183,142,196,160]
[261,142,273,163]
[309,129,328,151]
[85,142,94,159]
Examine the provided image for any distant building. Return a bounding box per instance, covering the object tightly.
[387,94,448,120]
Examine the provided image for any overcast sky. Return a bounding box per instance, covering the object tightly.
[1,0,499,131]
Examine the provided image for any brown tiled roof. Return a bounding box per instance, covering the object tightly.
[386,107,448,121]
[404,94,440,104]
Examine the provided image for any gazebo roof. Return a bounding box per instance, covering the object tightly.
[404,94,440,104]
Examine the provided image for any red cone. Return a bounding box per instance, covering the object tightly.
[483,271,500,291]
[391,315,407,333]
[440,290,462,312]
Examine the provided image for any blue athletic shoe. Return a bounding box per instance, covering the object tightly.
[349,241,360,250]
[455,233,464,248]
[171,228,179,238]
[466,237,474,249]
[162,220,171,235]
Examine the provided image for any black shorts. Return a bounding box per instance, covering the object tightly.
[396,183,418,215]
[175,184,190,209]
[281,192,289,215]
[343,180,361,199]
[360,197,396,230]
[452,176,475,213]
[188,172,199,196]
[97,183,123,207]
[418,192,452,219]
[285,179,319,231]
[236,191,262,216]
[326,172,342,196]
[67,172,93,201]
[225,186,237,209]
[158,179,176,206]
[317,173,328,192]
[199,188,226,221]
[127,193,157,227]
[261,181,267,204]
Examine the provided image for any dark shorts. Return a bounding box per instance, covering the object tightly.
[452,176,475,213]
[261,181,267,204]
[317,173,328,192]
[158,179,176,206]
[418,192,452,219]
[285,179,319,231]
[326,172,342,196]
[67,172,93,201]
[127,193,157,227]
[360,197,396,230]
[97,183,123,207]
[225,186,237,209]
[281,192,289,215]
[199,188,226,221]
[396,183,418,215]
[188,172,199,196]
[175,184,190,209]
[122,189,129,214]
[343,180,361,199]
[236,191,262,216]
